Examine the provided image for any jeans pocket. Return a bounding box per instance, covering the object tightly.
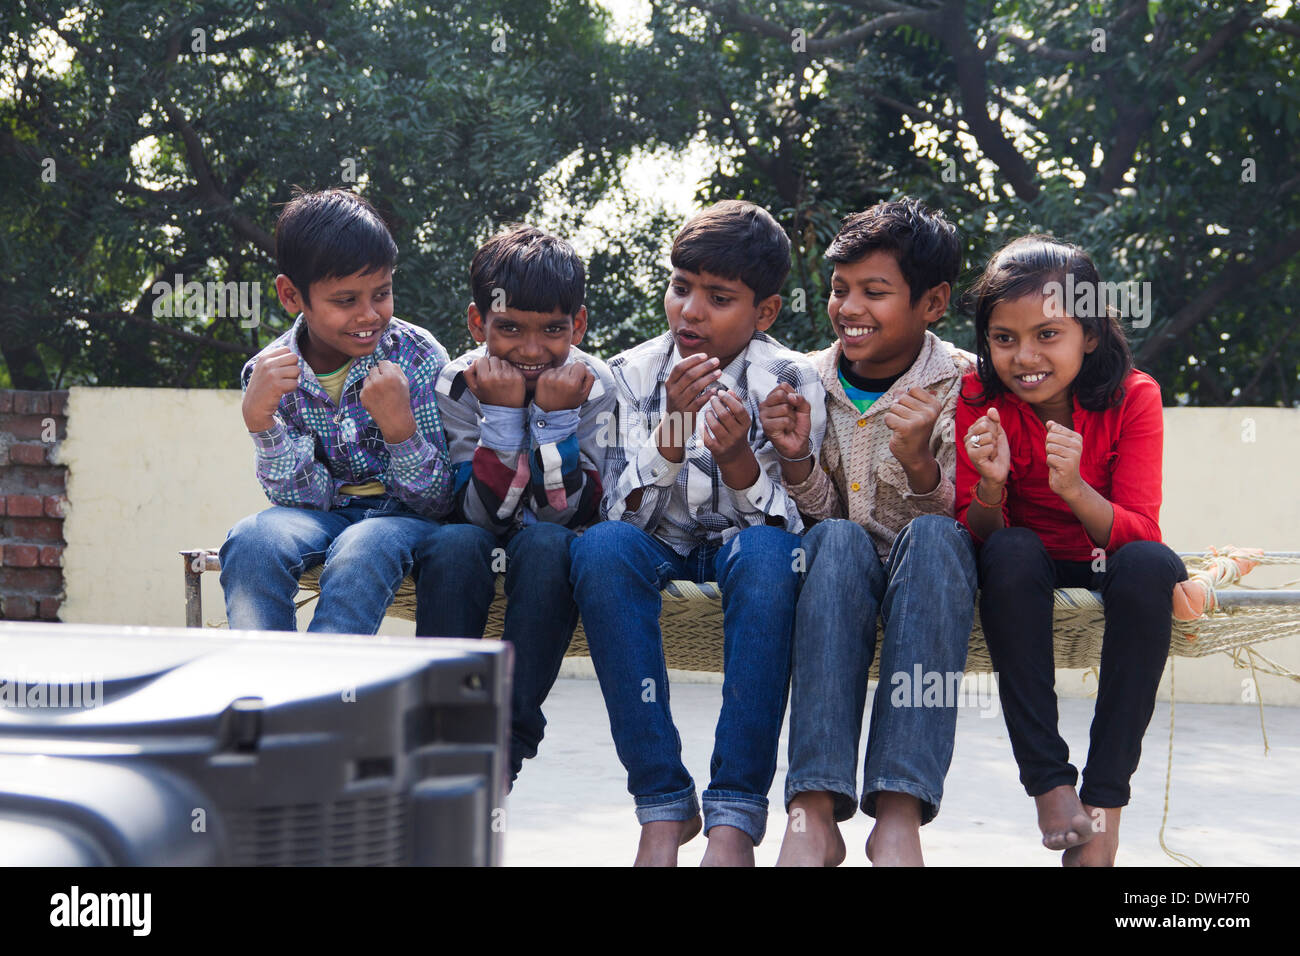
[362,496,404,520]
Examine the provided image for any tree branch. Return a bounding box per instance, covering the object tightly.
[693,1,933,54]
[160,100,275,254]
[1097,8,1254,193]
[1135,228,1300,364]
[77,311,256,355]
[1255,17,1300,40]
[1226,319,1298,406]
[867,89,968,136]
[1001,33,1090,63]
[937,1,1039,200]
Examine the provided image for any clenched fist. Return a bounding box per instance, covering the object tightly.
[242,347,300,432]
[534,363,595,412]
[883,386,941,470]
[758,383,812,460]
[464,355,527,409]
[360,360,415,443]
[1045,421,1085,501]
[964,406,1011,490]
[701,388,753,465]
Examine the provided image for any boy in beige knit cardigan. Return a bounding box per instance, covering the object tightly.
[759,198,977,866]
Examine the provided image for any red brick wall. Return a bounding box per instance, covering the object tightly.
[0,390,68,620]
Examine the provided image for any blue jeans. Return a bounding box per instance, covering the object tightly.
[570,521,803,845]
[414,522,579,784]
[785,515,978,824]
[219,498,442,634]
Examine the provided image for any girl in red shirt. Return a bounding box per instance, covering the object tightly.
[956,235,1186,866]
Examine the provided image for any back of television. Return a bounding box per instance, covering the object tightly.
[0,623,512,867]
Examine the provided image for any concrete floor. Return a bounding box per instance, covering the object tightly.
[502,676,1299,866]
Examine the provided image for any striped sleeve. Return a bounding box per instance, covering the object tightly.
[527,379,615,528]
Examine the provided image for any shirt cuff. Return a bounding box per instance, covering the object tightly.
[529,405,580,446]
[478,403,528,452]
[787,462,826,497]
[902,471,946,499]
[385,429,435,471]
[727,467,783,516]
[250,420,293,459]
[630,423,687,487]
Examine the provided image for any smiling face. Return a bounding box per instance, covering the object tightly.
[664,268,779,368]
[987,294,1098,420]
[827,251,948,379]
[275,267,394,374]
[468,302,587,391]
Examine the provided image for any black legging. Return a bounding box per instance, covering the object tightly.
[977,527,1188,808]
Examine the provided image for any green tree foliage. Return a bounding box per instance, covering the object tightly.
[652,0,1300,404]
[0,0,690,387]
[4,0,1297,405]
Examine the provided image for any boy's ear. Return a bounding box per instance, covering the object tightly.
[275,274,306,315]
[569,305,588,346]
[467,303,488,344]
[921,281,951,325]
[753,293,782,333]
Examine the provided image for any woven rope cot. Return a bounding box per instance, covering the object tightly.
[189,548,1300,678]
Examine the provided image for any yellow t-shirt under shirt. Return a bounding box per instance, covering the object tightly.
[316,361,386,497]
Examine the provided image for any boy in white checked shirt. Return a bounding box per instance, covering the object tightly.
[569,200,826,866]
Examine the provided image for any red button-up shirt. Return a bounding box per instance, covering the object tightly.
[955,369,1165,561]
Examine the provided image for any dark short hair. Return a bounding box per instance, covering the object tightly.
[966,234,1133,411]
[470,224,585,320]
[275,188,398,305]
[670,200,791,302]
[825,198,960,304]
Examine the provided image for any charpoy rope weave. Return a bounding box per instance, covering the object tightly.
[282,547,1300,676]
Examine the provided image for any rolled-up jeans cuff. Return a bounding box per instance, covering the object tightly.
[633,785,699,826]
[861,778,941,826]
[784,778,858,823]
[702,790,768,845]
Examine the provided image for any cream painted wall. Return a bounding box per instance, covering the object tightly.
[59,389,1300,704]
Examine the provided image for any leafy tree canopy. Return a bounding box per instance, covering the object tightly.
[3,0,1297,406]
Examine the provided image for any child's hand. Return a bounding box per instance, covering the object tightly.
[758,384,812,460]
[964,406,1010,488]
[242,346,299,432]
[464,355,526,408]
[360,360,415,443]
[1045,421,1085,501]
[662,353,722,446]
[883,386,941,468]
[701,389,753,464]
[533,363,594,412]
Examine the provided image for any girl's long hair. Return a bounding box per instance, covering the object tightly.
[965,235,1133,411]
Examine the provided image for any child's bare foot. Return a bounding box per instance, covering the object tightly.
[1062,805,1120,867]
[1035,784,1094,850]
[633,815,701,867]
[776,791,846,867]
[864,792,924,866]
[700,824,755,867]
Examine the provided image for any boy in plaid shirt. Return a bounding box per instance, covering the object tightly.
[220,188,454,633]
[570,200,826,866]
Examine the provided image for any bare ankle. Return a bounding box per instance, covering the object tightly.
[788,790,838,829]
[874,791,923,827]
